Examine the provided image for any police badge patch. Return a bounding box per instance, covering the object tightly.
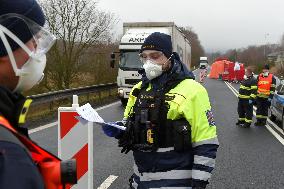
[206,110,216,126]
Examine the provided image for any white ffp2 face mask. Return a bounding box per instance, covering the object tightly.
[143,59,163,80]
[263,71,269,77]
[142,54,173,80]
[13,53,47,92]
[0,14,56,93]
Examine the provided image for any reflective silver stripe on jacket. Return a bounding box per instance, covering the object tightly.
[194,155,216,168]
[131,179,138,189]
[192,170,212,181]
[133,163,192,182]
[192,137,219,147]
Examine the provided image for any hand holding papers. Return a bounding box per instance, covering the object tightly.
[76,103,126,131]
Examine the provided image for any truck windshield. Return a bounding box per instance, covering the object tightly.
[119,51,142,70]
[200,61,208,64]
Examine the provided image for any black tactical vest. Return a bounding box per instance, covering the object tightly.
[128,79,191,152]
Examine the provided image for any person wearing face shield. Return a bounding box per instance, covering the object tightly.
[255,64,276,126]
[102,32,219,189]
[236,67,257,128]
[0,0,77,188]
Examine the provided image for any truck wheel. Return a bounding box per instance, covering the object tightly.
[268,107,276,122]
[121,99,128,106]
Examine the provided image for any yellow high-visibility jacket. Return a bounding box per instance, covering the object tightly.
[124,79,219,188]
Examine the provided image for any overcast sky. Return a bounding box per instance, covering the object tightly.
[98,0,284,52]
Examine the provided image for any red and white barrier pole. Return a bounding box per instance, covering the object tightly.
[58,95,93,189]
[199,70,205,83]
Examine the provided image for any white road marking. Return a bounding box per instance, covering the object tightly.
[267,119,284,135]
[224,82,238,96]
[29,101,121,134]
[224,81,284,145]
[97,175,118,189]
[265,124,284,145]
[29,121,58,134]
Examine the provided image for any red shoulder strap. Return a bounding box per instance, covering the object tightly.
[0,116,17,132]
[0,116,60,163]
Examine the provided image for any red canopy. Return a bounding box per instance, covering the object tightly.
[208,60,226,79]
[209,60,245,81]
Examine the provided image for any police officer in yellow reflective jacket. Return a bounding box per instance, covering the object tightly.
[102,32,219,189]
[236,67,257,128]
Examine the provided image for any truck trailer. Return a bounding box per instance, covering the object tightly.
[114,22,191,105]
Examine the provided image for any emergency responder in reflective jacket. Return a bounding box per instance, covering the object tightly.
[255,64,276,126]
[236,67,257,128]
[102,32,219,189]
[0,0,77,188]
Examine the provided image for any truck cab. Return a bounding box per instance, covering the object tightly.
[199,57,208,69]
[117,50,142,105]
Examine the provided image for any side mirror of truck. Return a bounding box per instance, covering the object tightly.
[110,53,115,68]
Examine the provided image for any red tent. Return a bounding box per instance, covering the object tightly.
[222,62,245,82]
[208,60,226,79]
[234,64,245,81]
[209,59,245,82]
[222,61,235,81]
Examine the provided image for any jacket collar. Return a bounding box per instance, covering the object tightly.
[0,86,30,132]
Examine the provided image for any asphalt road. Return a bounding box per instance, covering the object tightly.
[29,70,284,189]
[203,77,284,189]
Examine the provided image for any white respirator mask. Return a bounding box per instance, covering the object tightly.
[142,54,173,80]
[0,14,56,93]
[263,71,269,77]
[13,53,47,92]
[142,59,163,80]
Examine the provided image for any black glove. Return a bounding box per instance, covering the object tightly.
[118,121,135,154]
[252,99,257,105]
[192,180,208,189]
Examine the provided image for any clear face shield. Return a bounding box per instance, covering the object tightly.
[0,13,56,92]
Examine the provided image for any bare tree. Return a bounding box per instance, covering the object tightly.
[179,27,205,68]
[39,0,117,89]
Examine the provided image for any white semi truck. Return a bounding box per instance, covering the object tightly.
[111,22,191,105]
[199,57,208,69]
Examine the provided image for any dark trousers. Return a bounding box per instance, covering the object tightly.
[238,99,253,124]
[256,97,270,122]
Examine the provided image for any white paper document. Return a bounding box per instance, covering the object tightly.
[76,103,104,123]
[76,103,126,130]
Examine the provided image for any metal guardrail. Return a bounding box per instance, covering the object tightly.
[28,83,117,105]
